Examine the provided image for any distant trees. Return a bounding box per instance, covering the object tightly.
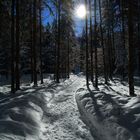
[0,0,139,96]
[78,0,139,96]
[56,0,75,82]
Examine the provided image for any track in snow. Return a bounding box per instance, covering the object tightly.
[41,76,93,140]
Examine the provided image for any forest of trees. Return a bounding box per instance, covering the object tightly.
[0,0,140,96]
[79,0,140,96]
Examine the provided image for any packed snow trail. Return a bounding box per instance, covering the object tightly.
[41,76,93,140]
[0,75,140,140]
[0,75,93,140]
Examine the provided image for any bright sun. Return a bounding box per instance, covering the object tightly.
[76,5,86,19]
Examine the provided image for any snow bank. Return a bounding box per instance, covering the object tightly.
[0,90,47,140]
[0,74,93,140]
[75,79,140,140]
[0,76,59,139]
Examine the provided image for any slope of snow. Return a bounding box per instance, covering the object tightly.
[76,77,140,140]
[0,75,93,140]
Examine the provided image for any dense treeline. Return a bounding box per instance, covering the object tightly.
[0,0,75,93]
[0,0,140,96]
[79,0,140,95]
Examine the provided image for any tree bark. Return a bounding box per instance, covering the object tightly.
[67,35,70,79]
[89,0,93,83]
[85,0,89,87]
[39,0,43,84]
[15,0,20,90]
[11,0,15,93]
[99,0,107,84]
[128,0,135,96]
[120,0,126,80]
[56,0,61,83]
[33,0,37,86]
[94,0,98,88]
[30,2,34,82]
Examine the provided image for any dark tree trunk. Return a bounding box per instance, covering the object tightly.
[15,0,20,90]
[39,0,43,84]
[67,35,70,79]
[128,0,135,96]
[85,0,89,87]
[33,0,37,86]
[120,0,126,80]
[94,0,98,88]
[11,0,15,93]
[138,0,140,40]
[56,0,61,83]
[99,0,108,84]
[107,29,113,80]
[30,2,34,82]
[89,0,93,83]
[54,10,58,81]
[106,0,112,80]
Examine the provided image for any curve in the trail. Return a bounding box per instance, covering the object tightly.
[41,76,94,140]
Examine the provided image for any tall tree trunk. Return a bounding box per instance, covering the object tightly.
[94,0,98,88]
[54,10,58,81]
[120,0,126,80]
[138,0,140,40]
[85,0,89,87]
[56,0,60,83]
[99,0,107,84]
[30,2,34,82]
[111,14,115,79]
[39,0,43,84]
[128,0,135,96]
[89,0,93,83]
[107,29,113,80]
[33,0,37,86]
[15,0,20,90]
[138,0,140,74]
[107,0,112,80]
[11,0,15,93]
[67,35,70,79]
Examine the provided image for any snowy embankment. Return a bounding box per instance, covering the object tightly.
[0,75,93,140]
[75,77,140,140]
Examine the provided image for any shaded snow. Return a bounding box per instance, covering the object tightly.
[0,74,140,140]
[76,77,140,140]
[0,75,93,140]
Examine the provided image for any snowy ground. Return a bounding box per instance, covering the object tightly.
[0,75,140,140]
[0,74,93,140]
[76,77,140,140]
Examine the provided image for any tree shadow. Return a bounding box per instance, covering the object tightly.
[86,85,140,139]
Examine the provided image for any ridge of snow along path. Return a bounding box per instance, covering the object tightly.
[0,75,93,140]
[75,77,140,140]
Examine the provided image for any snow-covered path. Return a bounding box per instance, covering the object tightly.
[1,75,139,140]
[41,76,93,140]
[0,75,93,140]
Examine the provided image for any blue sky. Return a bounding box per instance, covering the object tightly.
[42,0,85,36]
